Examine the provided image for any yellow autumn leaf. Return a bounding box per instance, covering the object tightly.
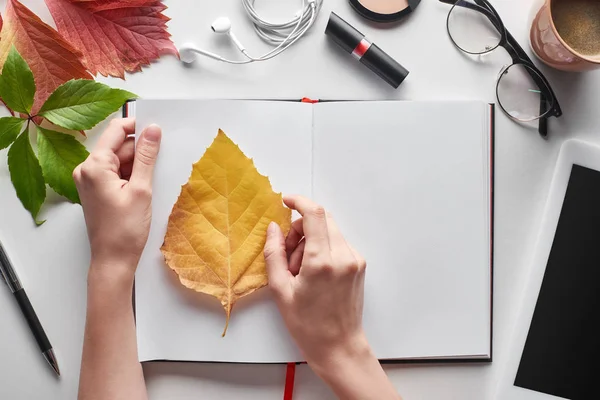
[161,130,291,336]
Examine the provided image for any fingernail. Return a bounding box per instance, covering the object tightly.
[143,124,162,143]
[267,222,278,236]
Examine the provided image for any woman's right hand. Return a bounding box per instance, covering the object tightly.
[264,195,401,400]
[264,195,368,369]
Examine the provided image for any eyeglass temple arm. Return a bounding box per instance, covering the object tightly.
[539,94,549,138]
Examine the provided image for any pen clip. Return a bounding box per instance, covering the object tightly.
[0,263,7,287]
[0,242,11,288]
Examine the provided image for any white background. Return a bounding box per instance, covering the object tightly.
[0,0,598,399]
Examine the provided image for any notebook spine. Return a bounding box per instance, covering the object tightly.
[122,99,137,118]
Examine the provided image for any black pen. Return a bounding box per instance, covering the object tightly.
[0,240,60,377]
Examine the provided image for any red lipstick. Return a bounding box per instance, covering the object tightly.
[325,12,410,88]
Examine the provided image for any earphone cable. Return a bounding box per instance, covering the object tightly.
[240,2,318,62]
[239,0,323,61]
[180,0,322,65]
[242,0,323,46]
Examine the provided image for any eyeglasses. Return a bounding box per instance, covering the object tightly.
[440,0,562,138]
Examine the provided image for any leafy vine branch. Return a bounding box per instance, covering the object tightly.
[0,47,136,225]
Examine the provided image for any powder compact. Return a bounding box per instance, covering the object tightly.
[349,0,421,22]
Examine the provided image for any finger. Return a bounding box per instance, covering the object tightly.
[95,118,135,152]
[288,238,305,276]
[115,137,135,165]
[130,124,162,188]
[283,195,330,253]
[120,162,133,180]
[348,245,367,312]
[348,245,367,273]
[264,222,293,300]
[285,218,304,257]
[326,213,352,256]
[80,151,120,181]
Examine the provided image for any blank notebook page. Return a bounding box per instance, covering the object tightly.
[312,101,491,359]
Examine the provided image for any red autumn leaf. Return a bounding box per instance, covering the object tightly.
[0,0,92,115]
[68,0,156,12]
[0,13,7,116]
[44,0,179,79]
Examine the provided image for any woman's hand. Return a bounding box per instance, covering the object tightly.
[264,195,368,369]
[264,195,401,399]
[74,118,161,281]
[77,118,161,400]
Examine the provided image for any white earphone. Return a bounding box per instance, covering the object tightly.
[179,0,323,65]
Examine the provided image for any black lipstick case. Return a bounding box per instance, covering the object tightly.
[325,12,409,88]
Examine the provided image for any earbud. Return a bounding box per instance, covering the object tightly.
[179,43,224,64]
[176,0,321,65]
[211,17,232,34]
[211,17,246,52]
[178,17,245,64]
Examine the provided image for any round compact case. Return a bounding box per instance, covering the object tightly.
[349,0,421,22]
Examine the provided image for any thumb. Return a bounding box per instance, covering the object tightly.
[131,124,162,187]
[264,222,292,300]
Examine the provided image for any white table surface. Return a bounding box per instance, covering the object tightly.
[1,0,599,399]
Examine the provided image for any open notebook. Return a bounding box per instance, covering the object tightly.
[130,99,494,364]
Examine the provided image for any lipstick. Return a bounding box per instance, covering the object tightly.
[325,12,409,88]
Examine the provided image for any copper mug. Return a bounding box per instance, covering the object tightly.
[530,0,600,71]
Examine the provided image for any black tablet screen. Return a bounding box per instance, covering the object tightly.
[514,165,599,399]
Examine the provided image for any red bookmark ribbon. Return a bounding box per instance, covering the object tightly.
[284,363,296,400]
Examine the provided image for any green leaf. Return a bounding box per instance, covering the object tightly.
[38,79,137,130]
[8,131,46,225]
[0,117,26,150]
[37,126,89,204]
[0,47,36,115]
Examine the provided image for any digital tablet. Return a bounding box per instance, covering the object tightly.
[495,139,599,400]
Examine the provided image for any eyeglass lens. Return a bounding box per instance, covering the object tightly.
[447,0,502,54]
[497,64,551,122]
